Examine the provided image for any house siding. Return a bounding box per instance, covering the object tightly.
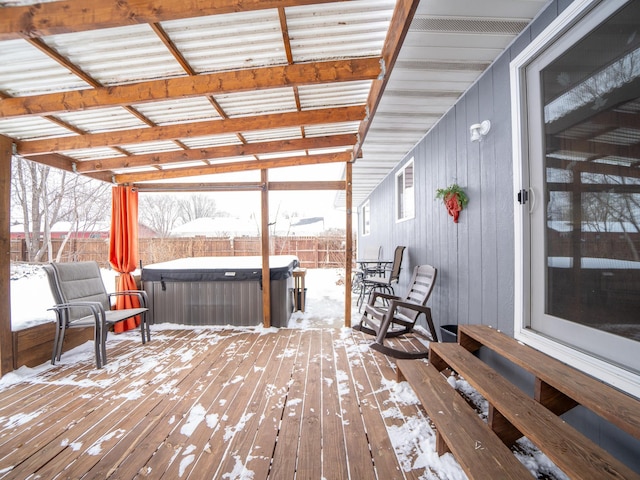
[357,0,640,470]
[359,1,575,335]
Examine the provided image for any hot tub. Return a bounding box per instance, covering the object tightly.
[141,255,299,327]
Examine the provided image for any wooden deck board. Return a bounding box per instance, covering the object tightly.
[346,332,405,479]
[0,328,454,479]
[243,329,304,479]
[12,329,222,478]
[319,329,350,480]
[154,331,272,479]
[332,330,378,480]
[269,329,313,478]
[88,329,235,477]
[296,329,324,478]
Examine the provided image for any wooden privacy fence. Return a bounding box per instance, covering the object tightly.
[10,236,354,269]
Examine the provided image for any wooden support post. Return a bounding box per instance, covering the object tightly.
[435,431,451,456]
[535,378,579,415]
[260,169,271,328]
[0,136,13,375]
[345,161,352,328]
[488,405,522,447]
[458,328,483,352]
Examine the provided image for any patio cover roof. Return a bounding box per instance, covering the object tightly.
[0,0,548,207]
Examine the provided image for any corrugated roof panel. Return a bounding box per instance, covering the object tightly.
[132,98,221,125]
[286,0,394,62]
[160,10,286,74]
[56,107,148,133]
[155,155,256,170]
[214,88,297,117]
[298,81,372,109]
[111,165,158,175]
[241,127,302,143]
[42,24,186,86]
[180,134,243,149]
[121,141,184,156]
[161,160,210,170]
[304,121,360,137]
[63,147,125,161]
[308,146,351,155]
[0,39,89,96]
[0,0,57,5]
[207,155,256,165]
[258,145,349,160]
[258,150,306,160]
[0,116,74,140]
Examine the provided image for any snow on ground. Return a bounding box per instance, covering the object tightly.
[7,263,565,479]
[10,264,348,331]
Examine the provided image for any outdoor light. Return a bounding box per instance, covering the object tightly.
[470,120,491,142]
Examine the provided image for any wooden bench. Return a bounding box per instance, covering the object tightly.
[397,359,533,479]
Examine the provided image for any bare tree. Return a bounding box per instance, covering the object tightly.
[55,176,111,262]
[139,194,183,237]
[11,156,111,262]
[12,158,66,261]
[177,194,217,223]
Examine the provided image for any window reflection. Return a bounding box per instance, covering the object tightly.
[542,2,640,342]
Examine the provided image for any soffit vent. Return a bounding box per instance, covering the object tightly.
[395,60,490,71]
[411,16,529,35]
[384,89,460,99]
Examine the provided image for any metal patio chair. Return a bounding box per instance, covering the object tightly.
[44,261,150,369]
[354,264,438,359]
[357,245,405,310]
[352,245,383,294]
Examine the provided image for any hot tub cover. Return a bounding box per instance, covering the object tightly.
[141,255,299,283]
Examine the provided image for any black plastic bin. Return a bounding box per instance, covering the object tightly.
[290,287,307,312]
[440,325,458,343]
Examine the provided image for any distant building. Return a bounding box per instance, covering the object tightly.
[11,221,158,239]
[169,216,336,238]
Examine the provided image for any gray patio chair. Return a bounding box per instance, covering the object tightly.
[44,261,150,369]
[354,264,438,359]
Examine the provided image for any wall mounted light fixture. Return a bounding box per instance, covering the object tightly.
[470,120,491,142]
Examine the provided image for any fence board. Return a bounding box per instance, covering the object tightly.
[11,236,355,268]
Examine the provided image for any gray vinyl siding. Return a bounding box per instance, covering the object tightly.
[357,0,640,470]
[358,1,576,337]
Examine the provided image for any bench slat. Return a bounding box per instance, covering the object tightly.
[397,359,533,480]
[458,325,640,440]
[429,343,638,480]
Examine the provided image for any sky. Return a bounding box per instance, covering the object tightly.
[151,164,351,230]
[8,263,568,479]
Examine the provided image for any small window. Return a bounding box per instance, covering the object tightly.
[396,158,415,221]
[361,201,370,236]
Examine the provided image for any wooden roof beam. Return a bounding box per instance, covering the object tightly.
[14,152,114,183]
[18,106,364,155]
[72,134,356,173]
[0,58,381,118]
[0,0,348,40]
[352,0,420,160]
[269,180,345,191]
[132,180,345,192]
[115,151,350,184]
[554,138,640,159]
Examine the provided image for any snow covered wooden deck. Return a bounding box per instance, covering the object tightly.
[0,327,435,479]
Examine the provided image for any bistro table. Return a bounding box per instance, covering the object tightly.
[354,258,393,308]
